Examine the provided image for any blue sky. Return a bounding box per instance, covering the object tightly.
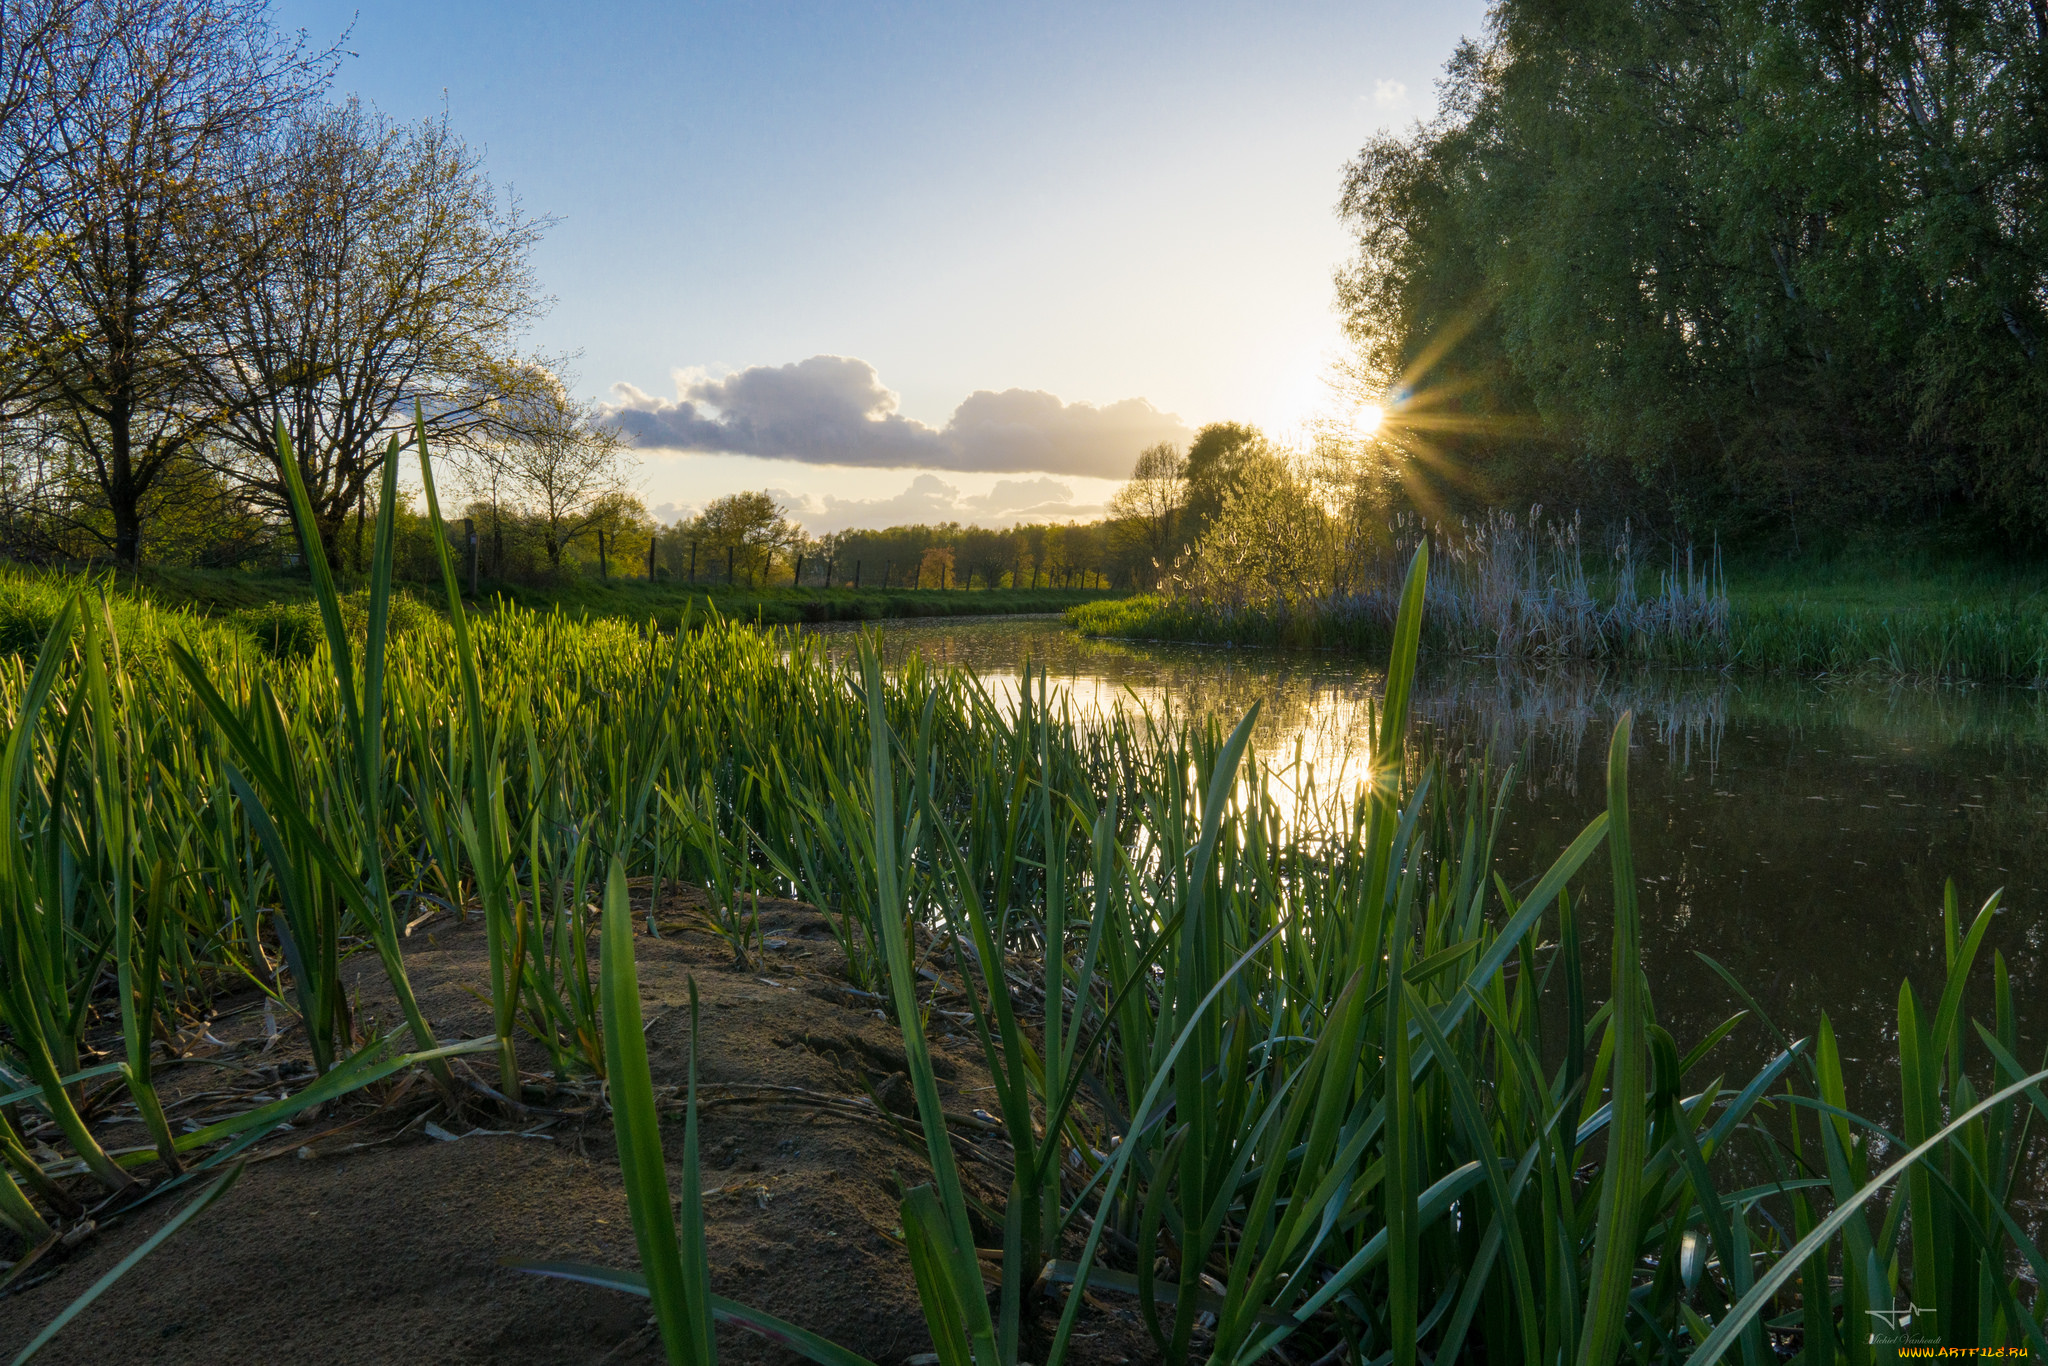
[273,1,1488,529]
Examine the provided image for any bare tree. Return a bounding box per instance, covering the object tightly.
[196,96,549,566]
[0,0,331,564]
[484,371,631,571]
[0,0,89,420]
[1106,440,1185,585]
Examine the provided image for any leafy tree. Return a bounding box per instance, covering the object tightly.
[917,544,955,588]
[1338,0,2048,542]
[955,524,1014,589]
[1182,454,1329,606]
[0,0,331,564]
[682,491,802,585]
[1181,422,1284,548]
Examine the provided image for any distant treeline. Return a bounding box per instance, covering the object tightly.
[1342,0,2048,545]
[648,492,1125,590]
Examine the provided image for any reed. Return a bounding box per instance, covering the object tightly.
[1,432,2043,1363]
[1075,507,2048,682]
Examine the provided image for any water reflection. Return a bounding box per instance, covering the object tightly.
[809,615,2048,1113]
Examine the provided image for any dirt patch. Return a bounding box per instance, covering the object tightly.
[0,890,1153,1365]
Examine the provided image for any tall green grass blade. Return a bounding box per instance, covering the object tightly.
[856,642,998,1362]
[172,1037,494,1152]
[1405,981,1541,1365]
[0,597,135,1194]
[901,1183,980,1366]
[0,1134,53,1243]
[599,855,710,1366]
[1576,712,1646,1366]
[411,410,522,1102]
[1048,899,1281,1362]
[1690,1064,2048,1366]
[1384,863,1420,1366]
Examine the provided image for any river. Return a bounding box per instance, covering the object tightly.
[810,614,2048,1119]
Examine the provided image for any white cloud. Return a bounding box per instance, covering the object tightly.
[649,500,697,525]
[797,473,1105,534]
[1374,78,1408,107]
[603,355,1189,479]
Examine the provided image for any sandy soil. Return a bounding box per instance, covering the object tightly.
[0,889,1152,1365]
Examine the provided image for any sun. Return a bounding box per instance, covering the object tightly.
[1355,403,1384,433]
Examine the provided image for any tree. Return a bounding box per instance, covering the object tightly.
[682,491,801,586]
[1106,440,1185,585]
[1182,454,1329,607]
[0,0,330,564]
[198,96,549,567]
[486,372,631,571]
[917,544,954,588]
[955,524,1012,589]
[586,491,653,579]
[0,1,90,421]
[1181,422,1282,548]
[1336,0,2048,542]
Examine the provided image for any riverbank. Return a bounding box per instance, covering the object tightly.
[484,575,1118,628]
[1071,553,2048,681]
[0,535,2039,1365]
[0,563,1124,659]
[0,889,1102,1366]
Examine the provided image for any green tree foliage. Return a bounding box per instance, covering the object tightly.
[787,518,1118,590]
[0,0,331,565]
[1181,422,1286,547]
[0,2,549,570]
[669,491,804,586]
[1181,454,1331,606]
[0,423,275,566]
[459,493,650,584]
[201,97,549,567]
[1340,0,2048,541]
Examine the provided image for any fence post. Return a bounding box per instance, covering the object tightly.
[853,560,861,588]
[647,533,656,580]
[794,553,803,586]
[690,540,697,581]
[465,517,477,596]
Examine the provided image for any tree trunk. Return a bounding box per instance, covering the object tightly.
[313,505,350,572]
[107,410,143,567]
[110,499,142,568]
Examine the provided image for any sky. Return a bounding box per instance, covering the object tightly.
[272,1,1489,531]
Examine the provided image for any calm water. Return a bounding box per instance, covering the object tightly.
[813,615,2048,1115]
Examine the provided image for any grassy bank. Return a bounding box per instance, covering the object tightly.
[481,575,1118,628]
[1073,550,2048,681]
[1,452,2043,1364]
[0,562,1122,660]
